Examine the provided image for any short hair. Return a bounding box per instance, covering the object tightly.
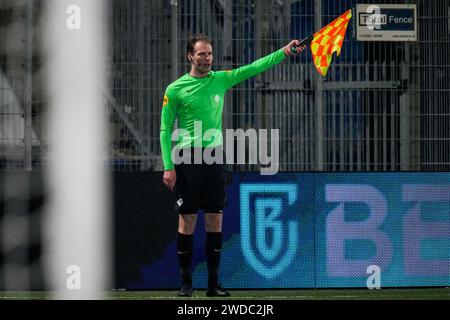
[186,33,213,55]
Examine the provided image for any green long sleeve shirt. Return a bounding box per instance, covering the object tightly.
[160,48,287,170]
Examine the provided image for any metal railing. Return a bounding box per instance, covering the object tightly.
[0,0,449,171]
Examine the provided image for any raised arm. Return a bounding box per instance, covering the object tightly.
[221,40,305,89]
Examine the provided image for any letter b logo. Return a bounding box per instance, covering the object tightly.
[240,184,298,278]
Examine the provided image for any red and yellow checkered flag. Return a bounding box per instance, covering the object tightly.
[311,9,352,76]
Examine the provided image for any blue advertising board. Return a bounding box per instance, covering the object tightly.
[129,172,449,289]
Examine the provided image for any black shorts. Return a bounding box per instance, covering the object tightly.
[174,149,227,215]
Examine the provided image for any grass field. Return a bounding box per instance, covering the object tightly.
[1,288,449,300]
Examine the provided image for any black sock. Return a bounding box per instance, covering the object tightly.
[206,231,222,288]
[177,232,193,285]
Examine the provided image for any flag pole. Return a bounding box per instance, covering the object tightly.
[290,35,314,54]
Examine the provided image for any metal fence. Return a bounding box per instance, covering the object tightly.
[1,0,449,171]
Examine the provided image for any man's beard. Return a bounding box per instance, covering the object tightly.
[196,64,211,74]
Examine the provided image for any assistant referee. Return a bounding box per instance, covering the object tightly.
[160,33,305,297]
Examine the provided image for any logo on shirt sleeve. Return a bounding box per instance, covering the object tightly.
[162,95,169,107]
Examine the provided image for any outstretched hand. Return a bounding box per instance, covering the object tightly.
[283,40,307,56]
